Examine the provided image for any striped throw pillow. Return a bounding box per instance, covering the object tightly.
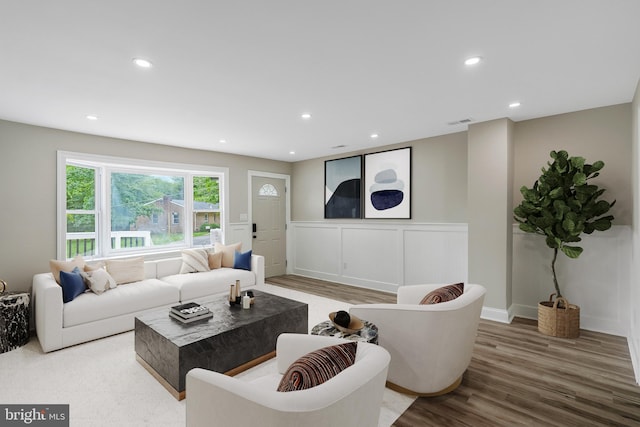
[420,283,464,304]
[179,249,211,273]
[277,342,358,392]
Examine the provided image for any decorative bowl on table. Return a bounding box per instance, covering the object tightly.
[329,311,364,334]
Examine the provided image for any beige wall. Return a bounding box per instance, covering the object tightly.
[513,103,632,225]
[468,119,514,311]
[0,103,632,295]
[291,132,468,222]
[630,80,640,380]
[0,119,291,292]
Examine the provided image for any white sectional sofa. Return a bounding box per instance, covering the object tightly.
[32,254,265,353]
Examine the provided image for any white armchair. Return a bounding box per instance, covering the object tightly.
[350,283,486,396]
[185,333,391,427]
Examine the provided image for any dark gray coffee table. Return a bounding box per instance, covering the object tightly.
[135,290,308,400]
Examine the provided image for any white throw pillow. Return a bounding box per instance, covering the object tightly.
[106,257,145,285]
[81,268,117,294]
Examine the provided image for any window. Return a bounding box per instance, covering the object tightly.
[65,164,98,258]
[58,151,227,260]
[258,183,278,197]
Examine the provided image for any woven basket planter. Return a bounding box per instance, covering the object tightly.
[538,294,580,338]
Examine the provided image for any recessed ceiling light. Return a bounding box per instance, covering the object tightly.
[289,151,296,155]
[301,113,312,119]
[464,56,482,66]
[133,58,153,68]
[370,133,379,139]
[219,139,227,144]
[86,115,98,120]
[509,102,521,108]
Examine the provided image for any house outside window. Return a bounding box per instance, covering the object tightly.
[59,151,227,259]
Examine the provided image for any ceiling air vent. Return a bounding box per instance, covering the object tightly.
[448,118,474,125]
[331,144,347,149]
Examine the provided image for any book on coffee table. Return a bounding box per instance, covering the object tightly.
[171,302,210,319]
[169,310,213,324]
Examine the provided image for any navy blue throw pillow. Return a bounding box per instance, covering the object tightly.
[233,250,252,271]
[60,267,86,303]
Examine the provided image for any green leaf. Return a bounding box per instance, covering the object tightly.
[591,160,604,172]
[553,199,570,215]
[575,184,598,196]
[573,173,587,186]
[591,217,613,231]
[519,223,539,234]
[570,156,585,170]
[561,245,583,258]
[549,187,564,199]
[562,218,575,233]
[592,200,612,216]
[522,188,538,202]
[567,199,582,211]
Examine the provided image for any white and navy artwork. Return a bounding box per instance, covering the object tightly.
[325,155,362,219]
[364,147,411,219]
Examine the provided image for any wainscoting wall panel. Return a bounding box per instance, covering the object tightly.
[291,221,631,337]
[511,225,631,337]
[342,226,402,290]
[291,224,341,277]
[225,223,252,252]
[291,222,469,293]
[403,225,469,285]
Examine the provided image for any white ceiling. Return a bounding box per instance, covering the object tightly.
[1,1,639,162]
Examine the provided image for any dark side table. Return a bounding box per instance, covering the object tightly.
[311,319,378,344]
[0,291,30,353]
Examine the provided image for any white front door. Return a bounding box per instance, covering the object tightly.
[251,176,287,277]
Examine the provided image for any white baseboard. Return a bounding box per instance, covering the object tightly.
[512,303,538,320]
[292,269,399,293]
[481,306,513,324]
[627,336,640,385]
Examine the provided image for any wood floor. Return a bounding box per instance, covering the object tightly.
[268,275,640,426]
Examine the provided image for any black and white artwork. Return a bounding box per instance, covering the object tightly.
[364,147,411,219]
[324,155,362,219]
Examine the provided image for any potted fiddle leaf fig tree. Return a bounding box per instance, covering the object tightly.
[513,150,615,338]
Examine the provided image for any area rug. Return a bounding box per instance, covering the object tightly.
[0,283,414,426]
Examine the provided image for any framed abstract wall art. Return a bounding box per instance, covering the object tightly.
[324,155,362,219]
[364,147,411,219]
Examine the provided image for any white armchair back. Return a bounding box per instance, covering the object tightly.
[186,333,390,427]
[350,283,486,396]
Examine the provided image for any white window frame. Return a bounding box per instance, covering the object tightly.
[57,151,229,260]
